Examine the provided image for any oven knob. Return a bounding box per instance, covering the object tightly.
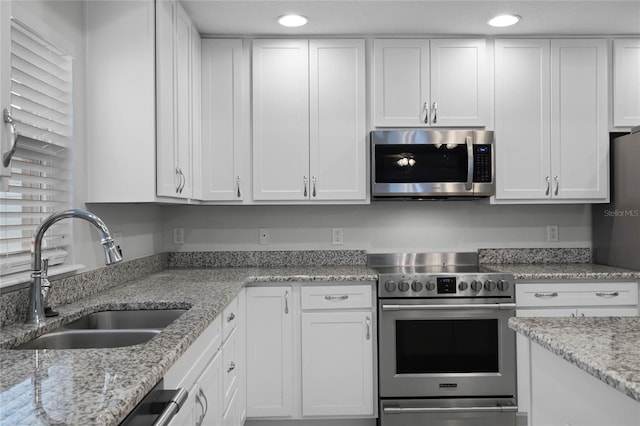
[471,280,483,291]
[458,281,468,291]
[411,280,423,292]
[384,280,396,292]
[497,280,510,292]
[484,280,496,291]
[425,281,436,291]
[398,281,410,292]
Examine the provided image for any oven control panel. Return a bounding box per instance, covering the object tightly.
[378,274,515,299]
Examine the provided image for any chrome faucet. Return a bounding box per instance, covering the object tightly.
[28,209,123,325]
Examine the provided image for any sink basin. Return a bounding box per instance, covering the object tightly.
[15,329,161,350]
[13,309,187,350]
[63,309,187,330]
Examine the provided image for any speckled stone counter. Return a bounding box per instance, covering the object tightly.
[483,263,640,281]
[0,265,377,426]
[509,316,640,403]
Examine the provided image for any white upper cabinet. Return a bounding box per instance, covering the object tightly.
[200,39,246,201]
[613,39,640,128]
[373,39,488,127]
[252,39,366,202]
[494,39,608,203]
[252,39,309,201]
[156,0,195,199]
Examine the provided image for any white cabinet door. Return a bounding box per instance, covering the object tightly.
[494,39,608,203]
[246,286,294,417]
[430,39,487,127]
[613,39,640,127]
[373,39,487,127]
[309,39,366,201]
[530,342,640,426]
[373,39,429,127]
[196,350,224,426]
[200,39,245,201]
[252,40,309,201]
[301,311,374,416]
[156,0,179,197]
[156,1,196,199]
[550,39,608,201]
[494,39,551,200]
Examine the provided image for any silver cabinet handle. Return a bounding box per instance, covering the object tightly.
[432,101,438,124]
[227,361,236,373]
[596,291,620,297]
[423,102,429,124]
[227,312,235,322]
[284,290,289,314]
[365,316,371,341]
[2,108,18,168]
[312,176,317,197]
[324,295,349,301]
[465,136,473,191]
[303,176,308,197]
[570,312,576,317]
[236,176,241,198]
[534,292,558,298]
[195,391,205,426]
[554,175,559,196]
[545,176,550,196]
[180,169,186,193]
[175,167,181,193]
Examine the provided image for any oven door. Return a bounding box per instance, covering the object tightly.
[378,298,516,398]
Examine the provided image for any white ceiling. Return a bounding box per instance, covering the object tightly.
[181,0,640,37]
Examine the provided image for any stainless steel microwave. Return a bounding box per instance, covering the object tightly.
[371,130,495,199]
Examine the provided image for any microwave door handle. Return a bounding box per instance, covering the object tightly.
[465,136,473,191]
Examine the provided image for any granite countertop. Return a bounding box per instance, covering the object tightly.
[483,263,640,281]
[509,316,640,403]
[0,265,377,426]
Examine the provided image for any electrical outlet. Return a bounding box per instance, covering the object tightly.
[173,227,185,245]
[547,225,559,242]
[332,228,344,245]
[259,228,270,245]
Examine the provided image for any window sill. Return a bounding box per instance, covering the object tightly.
[0,264,85,293]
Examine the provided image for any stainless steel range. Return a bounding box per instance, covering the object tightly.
[369,253,517,426]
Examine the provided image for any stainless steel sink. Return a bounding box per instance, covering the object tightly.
[63,309,187,330]
[13,309,187,350]
[15,329,161,350]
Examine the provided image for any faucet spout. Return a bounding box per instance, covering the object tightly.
[28,209,123,325]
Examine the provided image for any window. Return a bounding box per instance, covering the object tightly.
[0,18,73,284]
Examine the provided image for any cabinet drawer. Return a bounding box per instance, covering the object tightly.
[301,285,372,310]
[222,296,239,342]
[516,282,638,307]
[222,327,238,411]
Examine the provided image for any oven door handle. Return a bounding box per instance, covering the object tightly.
[383,405,518,414]
[381,303,516,311]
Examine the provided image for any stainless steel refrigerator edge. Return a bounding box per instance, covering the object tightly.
[592,128,640,270]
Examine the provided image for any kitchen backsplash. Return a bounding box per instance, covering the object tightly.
[0,248,590,326]
[478,248,591,264]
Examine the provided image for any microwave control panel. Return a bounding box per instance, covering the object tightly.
[473,145,492,182]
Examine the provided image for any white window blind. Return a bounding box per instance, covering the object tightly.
[0,19,73,279]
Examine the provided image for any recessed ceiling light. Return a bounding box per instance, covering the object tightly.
[488,14,521,27]
[277,14,308,27]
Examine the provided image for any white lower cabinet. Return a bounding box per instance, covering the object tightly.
[529,341,640,426]
[246,283,377,421]
[515,281,639,426]
[165,290,245,426]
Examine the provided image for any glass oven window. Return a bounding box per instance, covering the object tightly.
[395,319,499,374]
[375,144,468,183]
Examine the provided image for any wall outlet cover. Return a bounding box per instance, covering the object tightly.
[173,227,185,245]
[332,228,344,245]
[259,228,270,245]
